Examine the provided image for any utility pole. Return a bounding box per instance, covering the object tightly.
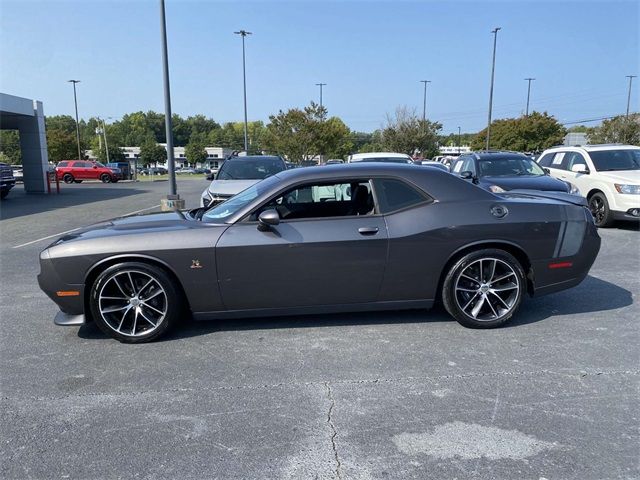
[458,126,461,154]
[235,30,252,152]
[524,77,535,116]
[102,118,110,164]
[68,80,82,160]
[159,0,181,207]
[485,27,501,151]
[316,83,326,119]
[420,80,431,122]
[626,75,637,117]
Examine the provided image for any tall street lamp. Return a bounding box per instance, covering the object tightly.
[67,80,82,160]
[524,77,535,116]
[235,30,252,152]
[420,80,431,122]
[485,27,501,151]
[458,126,461,155]
[316,83,326,119]
[626,75,637,117]
[158,0,180,206]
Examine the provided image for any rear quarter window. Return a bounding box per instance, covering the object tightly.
[57,161,68,167]
[373,178,432,214]
[537,153,554,167]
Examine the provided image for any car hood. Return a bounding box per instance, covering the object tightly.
[480,175,568,192]
[207,179,259,195]
[594,170,640,183]
[49,211,216,245]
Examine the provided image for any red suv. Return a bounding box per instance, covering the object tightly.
[56,161,121,184]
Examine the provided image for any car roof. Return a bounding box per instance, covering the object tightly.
[544,144,640,152]
[225,155,284,161]
[349,152,411,159]
[461,151,530,160]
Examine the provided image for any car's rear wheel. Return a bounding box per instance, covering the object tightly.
[0,190,9,199]
[101,173,112,183]
[89,262,182,343]
[589,192,613,228]
[442,249,525,328]
[63,173,74,184]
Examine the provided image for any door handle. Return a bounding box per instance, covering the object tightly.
[358,227,379,235]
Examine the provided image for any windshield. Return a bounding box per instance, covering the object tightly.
[202,175,280,223]
[589,149,640,171]
[355,157,412,164]
[478,157,545,177]
[94,162,106,167]
[217,158,286,180]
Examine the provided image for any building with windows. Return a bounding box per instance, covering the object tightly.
[439,145,471,155]
[87,145,233,169]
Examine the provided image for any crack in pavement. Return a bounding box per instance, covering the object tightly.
[324,382,343,480]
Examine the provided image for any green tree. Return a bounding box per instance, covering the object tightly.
[380,106,442,158]
[46,128,78,162]
[0,130,22,164]
[184,133,208,166]
[472,111,566,152]
[139,139,167,167]
[587,114,640,145]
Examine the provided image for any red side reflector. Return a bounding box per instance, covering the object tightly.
[56,291,80,297]
[548,262,573,269]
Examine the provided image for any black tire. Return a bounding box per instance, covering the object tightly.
[100,174,112,183]
[73,180,83,184]
[442,249,525,329]
[589,192,614,228]
[89,262,182,343]
[0,190,9,200]
[63,173,74,184]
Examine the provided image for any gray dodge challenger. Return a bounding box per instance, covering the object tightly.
[38,163,601,343]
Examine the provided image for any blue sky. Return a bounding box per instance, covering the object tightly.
[1,0,638,134]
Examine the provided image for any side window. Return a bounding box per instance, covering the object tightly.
[538,153,554,167]
[57,161,68,167]
[462,158,476,175]
[451,159,464,173]
[550,152,566,170]
[252,180,374,220]
[564,152,587,171]
[372,178,431,214]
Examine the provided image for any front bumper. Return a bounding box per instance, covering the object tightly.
[54,311,86,326]
[1,179,15,191]
[612,209,640,222]
[37,249,85,315]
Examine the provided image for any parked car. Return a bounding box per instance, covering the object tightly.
[11,165,23,183]
[324,159,344,165]
[537,144,640,227]
[347,152,413,164]
[39,163,600,343]
[450,151,577,195]
[176,167,197,175]
[200,155,287,207]
[140,167,167,176]
[55,160,120,184]
[0,162,16,199]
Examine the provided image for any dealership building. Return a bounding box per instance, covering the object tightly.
[86,145,234,169]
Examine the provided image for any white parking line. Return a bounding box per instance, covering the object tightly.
[12,204,162,249]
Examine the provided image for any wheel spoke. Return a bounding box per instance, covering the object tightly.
[112,276,129,297]
[138,309,157,327]
[460,274,479,284]
[117,307,131,332]
[471,295,486,318]
[100,295,128,300]
[127,272,136,295]
[102,304,130,314]
[457,287,479,293]
[143,289,163,301]
[490,291,510,309]
[138,279,154,298]
[491,272,514,284]
[479,260,483,283]
[487,260,497,283]
[141,302,164,315]
[486,296,499,318]
[461,292,480,311]
[131,308,138,335]
[491,283,518,292]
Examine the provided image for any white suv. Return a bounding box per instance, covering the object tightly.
[537,144,640,227]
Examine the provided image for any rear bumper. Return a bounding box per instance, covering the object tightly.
[612,209,640,222]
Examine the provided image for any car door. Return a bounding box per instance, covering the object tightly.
[560,151,590,194]
[215,179,389,310]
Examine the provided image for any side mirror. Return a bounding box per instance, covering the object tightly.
[571,164,589,174]
[258,209,280,231]
[206,174,214,181]
[460,170,474,180]
[543,167,550,175]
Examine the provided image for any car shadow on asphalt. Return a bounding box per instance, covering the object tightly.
[0,184,153,220]
[76,274,632,342]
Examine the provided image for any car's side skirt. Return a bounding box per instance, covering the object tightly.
[192,299,434,321]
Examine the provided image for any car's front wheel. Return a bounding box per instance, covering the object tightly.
[442,249,525,328]
[62,173,74,184]
[89,262,182,343]
[589,192,613,228]
[100,173,112,183]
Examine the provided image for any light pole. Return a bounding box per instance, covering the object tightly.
[524,77,535,116]
[626,75,637,117]
[458,126,461,154]
[102,118,110,163]
[68,80,82,160]
[159,0,177,198]
[235,30,252,152]
[485,27,501,151]
[420,80,431,122]
[316,83,326,119]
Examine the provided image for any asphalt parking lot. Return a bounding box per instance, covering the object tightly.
[1,180,638,480]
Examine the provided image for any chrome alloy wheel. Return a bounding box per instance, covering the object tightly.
[454,258,520,322]
[97,270,167,337]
